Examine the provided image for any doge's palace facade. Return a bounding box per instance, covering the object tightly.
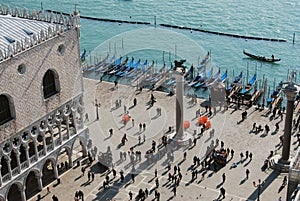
[0,5,89,201]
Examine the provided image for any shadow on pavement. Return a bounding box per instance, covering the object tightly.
[246,170,280,201]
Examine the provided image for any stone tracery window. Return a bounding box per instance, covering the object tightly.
[42,70,60,99]
[0,94,13,125]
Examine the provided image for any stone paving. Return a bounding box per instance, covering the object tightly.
[29,78,300,201]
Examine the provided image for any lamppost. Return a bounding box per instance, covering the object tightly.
[253,179,265,201]
[94,99,101,120]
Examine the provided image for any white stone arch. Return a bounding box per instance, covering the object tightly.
[71,135,87,159]
[92,27,208,67]
[5,180,24,200]
[42,156,56,168]
[23,168,42,198]
[41,156,57,185]
[57,144,72,168]
[24,168,41,180]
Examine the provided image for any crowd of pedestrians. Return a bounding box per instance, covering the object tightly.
[44,81,294,201]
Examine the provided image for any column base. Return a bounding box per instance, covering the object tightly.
[269,154,291,173]
[171,131,193,147]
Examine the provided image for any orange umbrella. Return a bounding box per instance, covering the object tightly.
[184,121,190,129]
[122,114,131,122]
[206,120,211,129]
[198,117,204,125]
[203,116,208,123]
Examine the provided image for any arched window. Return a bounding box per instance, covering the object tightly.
[43,70,59,99]
[0,95,13,125]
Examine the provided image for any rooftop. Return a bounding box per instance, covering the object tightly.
[0,5,79,62]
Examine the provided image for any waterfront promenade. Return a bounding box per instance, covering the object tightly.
[30,78,298,201]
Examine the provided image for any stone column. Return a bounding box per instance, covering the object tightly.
[7,158,12,179]
[58,122,63,142]
[54,164,59,179]
[19,186,26,201]
[49,127,55,148]
[14,150,21,173]
[36,174,43,191]
[34,140,39,160]
[0,165,2,186]
[68,153,73,169]
[281,84,297,162]
[175,73,184,140]
[24,145,30,166]
[42,135,47,154]
[66,116,70,138]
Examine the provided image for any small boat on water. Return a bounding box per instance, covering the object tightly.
[243,50,280,62]
[240,73,257,94]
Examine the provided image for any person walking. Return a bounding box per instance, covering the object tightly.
[47,186,51,194]
[155,169,157,177]
[124,105,127,114]
[155,178,159,188]
[172,186,177,196]
[123,152,127,160]
[129,191,133,200]
[133,98,137,107]
[240,152,244,161]
[220,187,226,198]
[145,188,149,197]
[231,149,234,158]
[112,169,117,178]
[131,173,135,183]
[139,123,142,132]
[81,167,85,176]
[265,124,270,134]
[88,171,91,181]
[109,128,113,136]
[275,122,279,131]
[132,119,135,127]
[120,172,124,182]
[252,123,256,131]
[138,135,141,144]
[246,169,250,179]
[84,113,89,123]
[121,134,128,145]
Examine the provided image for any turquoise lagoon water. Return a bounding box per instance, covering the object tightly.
[1,0,300,94]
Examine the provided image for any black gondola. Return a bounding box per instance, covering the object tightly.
[243,50,280,62]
